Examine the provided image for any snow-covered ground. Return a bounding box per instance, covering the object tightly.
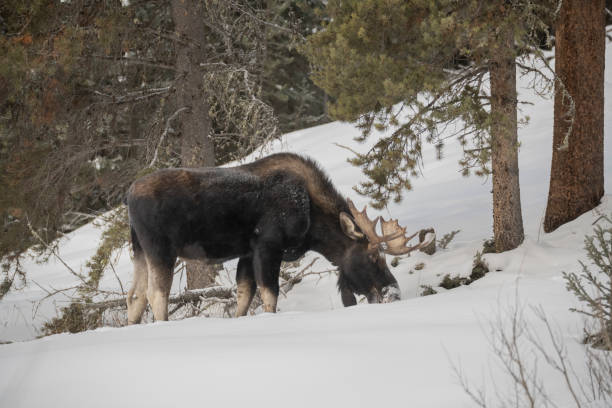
[0,43,611,407]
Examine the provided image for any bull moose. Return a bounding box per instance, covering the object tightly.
[125,153,432,324]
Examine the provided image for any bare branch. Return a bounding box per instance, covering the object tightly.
[25,216,89,287]
[149,107,190,168]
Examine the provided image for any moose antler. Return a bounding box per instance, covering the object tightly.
[346,198,380,242]
[346,198,434,255]
[380,218,433,255]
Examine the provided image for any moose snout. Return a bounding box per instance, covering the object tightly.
[381,283,401,303]
[366,284,401,304]
[366,287,383,304]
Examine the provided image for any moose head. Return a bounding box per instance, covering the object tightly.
[335,198,434,306]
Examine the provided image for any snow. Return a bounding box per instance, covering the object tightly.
[0,43,611,407]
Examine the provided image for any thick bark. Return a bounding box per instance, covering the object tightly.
[172,0,215,167]
[171,0,218,287]
[489,24,525,252]
[543,0,605,233]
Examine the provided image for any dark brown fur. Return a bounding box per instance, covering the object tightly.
[240,153,347,216]
[125,153,400,323]
[129,170,200,198]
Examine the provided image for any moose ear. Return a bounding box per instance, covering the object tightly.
[339,212,365,240]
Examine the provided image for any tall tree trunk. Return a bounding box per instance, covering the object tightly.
[172,0,218,289]
[172,0,215,167]
[489,23,525,252]
[543,0,605,233]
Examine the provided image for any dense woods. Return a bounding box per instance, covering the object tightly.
[0,0,609,332]
[0,0,327,293]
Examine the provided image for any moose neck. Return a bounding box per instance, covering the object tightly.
[308,212,353,267]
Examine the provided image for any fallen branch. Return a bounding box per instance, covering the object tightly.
[83,285,235,312]
[79,257,337,317]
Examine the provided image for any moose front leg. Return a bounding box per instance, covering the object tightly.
[340,286,357,307]
[235,256,256,317]
[252,243,282,313]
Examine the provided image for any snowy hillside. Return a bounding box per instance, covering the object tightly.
[0,43,611,407]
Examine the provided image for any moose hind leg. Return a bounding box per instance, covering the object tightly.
[127,252,149,324]
[253,244,282,313]
[235,256,256,317]
[145,256,174,322]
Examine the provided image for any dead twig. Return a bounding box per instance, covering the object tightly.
[25,216,89,287]
[149,107,190,168]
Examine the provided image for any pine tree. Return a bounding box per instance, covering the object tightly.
[543,0,606,233]
[304,0,559,252]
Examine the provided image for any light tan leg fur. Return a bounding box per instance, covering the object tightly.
[235,280,256,317]
[146,258,172,322]
[260,287,278,313]
[127,254,149,324]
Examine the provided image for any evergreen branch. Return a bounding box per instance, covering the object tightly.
[388,65,488,142]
